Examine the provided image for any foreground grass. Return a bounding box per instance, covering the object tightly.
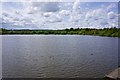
[0,27,120,37]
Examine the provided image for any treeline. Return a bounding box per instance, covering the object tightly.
[0,27,120,37]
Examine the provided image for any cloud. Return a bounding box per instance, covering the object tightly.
[107,11,117,19]
[107,3,117,12]
[59,10,70,16]
[59,2,73,11]
[85,8,107,22]
[72,0,81,13]
[85,10,93,20]
[1,2,119,29]
[31,2,60,12]
[43,12,53,17]
[69,0,82,23]
[47,13,62,23]
[84,4,118,28]
[0,3,2,18]
[92,9,107,20]
[2,12,14,23]
[99,19,108,26]
[70,14,81,22]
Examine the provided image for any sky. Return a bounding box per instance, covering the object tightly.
[0,0,120,29]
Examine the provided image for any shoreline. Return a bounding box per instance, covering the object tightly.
[1,34,120,38]
[1,28,120,37]
[105,68,120,80]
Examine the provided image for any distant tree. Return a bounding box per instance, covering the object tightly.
[65,28,69,31]
[75,28,79,30]
[70,28,74,31]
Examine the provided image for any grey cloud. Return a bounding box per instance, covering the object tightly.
[107,3,117,12]
[100,20,108,26]
[32,2,60,12]
[107,11,117,19]
[47,16,62,23]
[2,12,12,18]
[59,2,73,11]
[42,12,62,23]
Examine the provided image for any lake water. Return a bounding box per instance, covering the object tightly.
[2,35,119,78]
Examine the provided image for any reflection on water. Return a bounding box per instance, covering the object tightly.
[2,35,118,78]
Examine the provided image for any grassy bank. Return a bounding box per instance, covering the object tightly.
[0,27,120,37]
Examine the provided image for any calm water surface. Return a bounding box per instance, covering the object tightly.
[2,35,119,78]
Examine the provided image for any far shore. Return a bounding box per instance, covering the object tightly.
[0,27,120,37]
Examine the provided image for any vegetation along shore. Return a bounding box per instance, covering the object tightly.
[0,27,120,37]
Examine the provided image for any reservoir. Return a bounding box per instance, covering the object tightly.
[2,35,119,78]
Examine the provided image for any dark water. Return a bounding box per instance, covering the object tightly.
[0,36,2,79]
[2,35,118,78]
